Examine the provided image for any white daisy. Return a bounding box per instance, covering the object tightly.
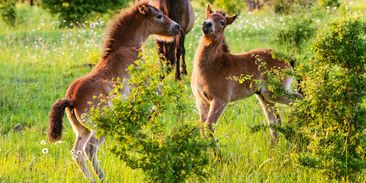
[42,148,49,154]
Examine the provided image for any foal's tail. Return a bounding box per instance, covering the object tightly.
[48,99,73,142]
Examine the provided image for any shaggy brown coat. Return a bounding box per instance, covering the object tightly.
[48,3,180,181]
[191,5,302,145]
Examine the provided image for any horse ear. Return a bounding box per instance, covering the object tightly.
[138,4,150,15]
[226,15,237,25]
[206,4,213,17]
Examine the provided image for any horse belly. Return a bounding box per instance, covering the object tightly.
[229,84,256,102]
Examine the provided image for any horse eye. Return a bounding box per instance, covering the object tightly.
[220,20,225,26]
[157,14,163,19]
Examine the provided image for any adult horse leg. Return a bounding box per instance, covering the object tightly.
[162,41,178,80]
[157,41,168,79]
[179,33,187,75]
[157,40,177,78]
[255,94,281,147]
[157,41,166,64]
[84,131,106,180]
[175,35,181,80]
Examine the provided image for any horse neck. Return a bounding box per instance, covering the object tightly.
[102,11,150,61]
[195,35,229,67]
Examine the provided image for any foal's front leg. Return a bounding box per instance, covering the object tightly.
[206,98,228,131]
[205,98,227,158]
[255,94,281,147]
[196,98,209,123]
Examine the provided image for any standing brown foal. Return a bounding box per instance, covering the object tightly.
[191,5,302,146]
[48,3,180,181]
[149,0,195,80]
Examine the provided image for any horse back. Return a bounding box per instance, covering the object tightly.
[236,48,292,74]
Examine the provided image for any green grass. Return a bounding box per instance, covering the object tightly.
[0,2,366,182]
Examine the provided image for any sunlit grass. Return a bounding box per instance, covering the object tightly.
[0,2,365,182]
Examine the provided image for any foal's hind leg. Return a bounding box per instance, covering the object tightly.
[84,131,106,180]
[260,77,303,105]
[71,133,94,181]
[66,109,94,181]
[255,94,281,147]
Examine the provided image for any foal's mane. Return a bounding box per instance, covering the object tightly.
[102,3,146,59]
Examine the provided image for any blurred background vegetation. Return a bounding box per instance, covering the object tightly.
[1,0,359,27]
[1,0,366,182]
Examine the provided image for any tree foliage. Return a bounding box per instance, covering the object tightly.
[318,0,340,8]
[213,0,244,14]
[41,0,128,27]
[273,0,315,14]
[0,0,16,26]
[89,56,214,182]
[288,15,366,179]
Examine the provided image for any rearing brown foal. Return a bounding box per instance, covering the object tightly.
[191,5,302,146]
[48,3,180,181]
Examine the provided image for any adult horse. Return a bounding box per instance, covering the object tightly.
[48,3,180,181]
[140,0,194,80]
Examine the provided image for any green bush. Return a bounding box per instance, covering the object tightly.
[273,0,315,14]
[214,0,244,14]
[319,0,340,8]
[274,15,316,54]
[288,15,366,179]
[41,0,128,27]
[89,55,214,182]
[0,0,16,26]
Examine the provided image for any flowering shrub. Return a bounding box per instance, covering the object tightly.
[89,56,214,182]
[0,0,16,26]
[288,15,366,179]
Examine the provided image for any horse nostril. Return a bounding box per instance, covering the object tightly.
[207,22,212,27]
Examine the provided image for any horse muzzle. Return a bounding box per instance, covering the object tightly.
[170,23,181,35]
[202,21,214,35]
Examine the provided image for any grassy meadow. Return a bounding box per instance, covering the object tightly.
[1,1,366,182]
